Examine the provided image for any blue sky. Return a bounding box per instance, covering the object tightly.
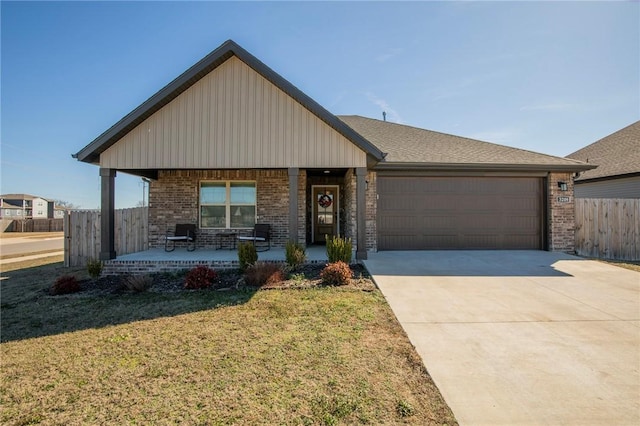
[2,1,638,209]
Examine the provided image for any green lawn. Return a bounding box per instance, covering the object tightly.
[1,261,457,425]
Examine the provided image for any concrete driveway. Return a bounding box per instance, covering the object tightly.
[363,251,640,426]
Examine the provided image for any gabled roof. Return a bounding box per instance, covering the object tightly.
[566,121,640,181]
[338,115,594,172]
[74,40,384,164]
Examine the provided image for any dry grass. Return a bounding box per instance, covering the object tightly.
[598,259,640,273]
[1,262,457,425]
[0,232,64,240]
[577,256,640,273]
[0,253,64,273]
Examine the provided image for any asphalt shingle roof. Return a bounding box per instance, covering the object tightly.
[566,121,640,181]
[338,115,591,170]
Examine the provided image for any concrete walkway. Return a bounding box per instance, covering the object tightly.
[363,251,640,426]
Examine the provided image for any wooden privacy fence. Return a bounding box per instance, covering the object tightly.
[1,219,64,232]
[64,207,148,267]
[575,198,640,261]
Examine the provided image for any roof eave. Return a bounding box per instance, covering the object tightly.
[374,162,597,172]
[575,171,640,183]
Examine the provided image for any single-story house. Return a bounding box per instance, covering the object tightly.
[73,40,593,260]
[566,121,640,198]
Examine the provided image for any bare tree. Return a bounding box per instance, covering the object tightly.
[54,200,78,209]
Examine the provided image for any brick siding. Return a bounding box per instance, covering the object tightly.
[548,172,576,252]
[297,170,307,245]
[149,170,290,249]
[365,171,377,251]
[343,169,356,242]
[147,168,573,254]
[343,169,377,252]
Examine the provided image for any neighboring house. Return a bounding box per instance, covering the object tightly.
[566,121,640,198]
[0,194,64,219]
[73,40,593,260]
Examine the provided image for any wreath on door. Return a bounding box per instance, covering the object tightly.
[318,194,332,208]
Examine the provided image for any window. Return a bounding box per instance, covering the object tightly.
[200,181,256,229]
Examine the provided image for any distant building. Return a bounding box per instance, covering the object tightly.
[0,194,67,219]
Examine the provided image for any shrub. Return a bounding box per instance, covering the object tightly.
[285,240,307,270]
[238,242,258,272]
[50,275,81,295]
[184,265,217,289]
[244,262,285,287]
[86,258,103,279]
[289,272,306,284]
[124,274,153,292]
[326,236,352,264]
[396,399,415,418]
[320,261,352,286]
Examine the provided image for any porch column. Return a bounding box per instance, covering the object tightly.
[100,168,116,260]
[355,167,368,260]
[288,167,299,243]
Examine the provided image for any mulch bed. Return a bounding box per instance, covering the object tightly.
[74,264,376,296]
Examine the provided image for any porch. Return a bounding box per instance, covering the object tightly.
[102,245,334,275]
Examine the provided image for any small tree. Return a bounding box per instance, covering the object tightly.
[285,240,307,270]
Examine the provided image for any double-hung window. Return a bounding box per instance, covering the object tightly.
[200,181,256,229]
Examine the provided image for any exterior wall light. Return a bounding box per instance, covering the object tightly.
[558,181,568,191]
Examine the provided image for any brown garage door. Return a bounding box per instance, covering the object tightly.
[377,176,543,250]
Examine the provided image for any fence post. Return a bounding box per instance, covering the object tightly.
[63,211,70,267]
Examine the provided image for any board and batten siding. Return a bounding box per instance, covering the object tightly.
[100,56,366,170]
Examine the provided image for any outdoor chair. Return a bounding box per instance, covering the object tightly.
[237,224,271,251]
[164,224,197,252]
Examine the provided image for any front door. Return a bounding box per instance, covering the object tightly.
[313,186,339,243]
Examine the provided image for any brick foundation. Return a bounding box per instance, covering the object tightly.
[102,257,328,275]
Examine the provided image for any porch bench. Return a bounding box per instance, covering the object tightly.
[237,224,271,251]
[164,224,197,252]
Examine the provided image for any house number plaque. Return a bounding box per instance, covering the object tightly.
[557,196,571,203]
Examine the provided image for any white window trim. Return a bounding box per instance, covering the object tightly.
[199,180,256,229]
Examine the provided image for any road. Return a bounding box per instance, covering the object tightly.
[0,233,64,257]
